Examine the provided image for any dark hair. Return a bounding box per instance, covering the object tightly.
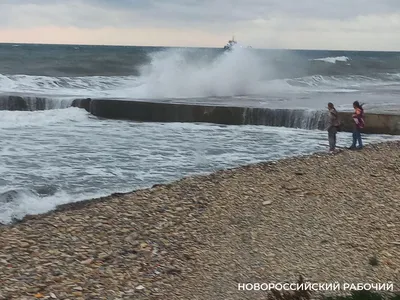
[328,102,334,108]
[353,101,364,109]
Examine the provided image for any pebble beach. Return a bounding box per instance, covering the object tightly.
[0,141,399,299]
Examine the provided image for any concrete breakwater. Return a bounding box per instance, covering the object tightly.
[72,98,400,135]
[1,95,399,134]
[0,95,72,110]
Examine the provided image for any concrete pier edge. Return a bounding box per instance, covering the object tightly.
[71,98,400,135]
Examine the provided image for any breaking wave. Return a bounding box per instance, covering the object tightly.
[312,56,350,64]
[0,47,400,100]
[0,187,106,224]
[0,107,89,127]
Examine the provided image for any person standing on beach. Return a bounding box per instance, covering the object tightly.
[327,102,340,152]
[348,101,365,150]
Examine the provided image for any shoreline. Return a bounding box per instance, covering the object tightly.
[1,149,331,227]
[0,140,391,227]
[0,141,399,299]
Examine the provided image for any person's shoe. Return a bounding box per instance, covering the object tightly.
[347,145,356,150]
[356,146,363,150]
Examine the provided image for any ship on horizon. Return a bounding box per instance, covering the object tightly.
[223,36,252,51]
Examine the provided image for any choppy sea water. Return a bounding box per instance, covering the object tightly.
[1,107,399,224]
[1,44,400,111]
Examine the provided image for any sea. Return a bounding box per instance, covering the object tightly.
[1,43,400,224]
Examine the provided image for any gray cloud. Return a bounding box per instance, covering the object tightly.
[1,0,400,29]
[99,0,400,23]
[93,0,400,19]
[1,0,400,50]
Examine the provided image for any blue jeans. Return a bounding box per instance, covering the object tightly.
[352,128,363,148]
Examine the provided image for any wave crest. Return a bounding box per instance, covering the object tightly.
[312,56,350,64]
[0,50,400,99]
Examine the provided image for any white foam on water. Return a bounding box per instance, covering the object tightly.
[1,49,399,102]
[0,107,399,224]
[0,107,89,128]
[133,47,276,98]
[0,187,108,224]
[0,73,141,99]
[312,56,350,64]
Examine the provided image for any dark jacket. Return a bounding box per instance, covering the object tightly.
[328,108,340,128]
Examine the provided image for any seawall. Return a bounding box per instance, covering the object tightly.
[1,95,399,135]
[0,94,72,110]
[72,98,400,135]
[0,95,49,110]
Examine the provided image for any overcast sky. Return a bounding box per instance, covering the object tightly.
[0,0,400,50]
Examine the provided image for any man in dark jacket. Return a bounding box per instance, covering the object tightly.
[327,102,340,152]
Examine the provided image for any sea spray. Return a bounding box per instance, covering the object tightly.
[0,45,399,108]
[136,47,276,98]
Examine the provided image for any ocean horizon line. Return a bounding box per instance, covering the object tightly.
[1,41,400,53]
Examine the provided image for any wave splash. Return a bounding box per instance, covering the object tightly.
[0,49,400,100]
[133,49,400,97]
[134,47,274,98]
[0,187,106,224]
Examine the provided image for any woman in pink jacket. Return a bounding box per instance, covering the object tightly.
[348,101,365,150]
